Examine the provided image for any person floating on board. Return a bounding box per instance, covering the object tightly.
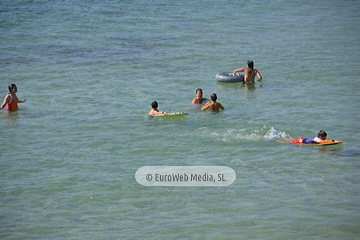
[0,84,26,111]
[201,93,224,113]
[233,60,262,83]
[288,130,327,144]
[192,88,209,104]
[148,101,167,116]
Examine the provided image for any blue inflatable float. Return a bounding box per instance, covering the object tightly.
[215,72,244,83]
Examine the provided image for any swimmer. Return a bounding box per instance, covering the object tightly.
[0,84,26,111]
[288,130,327,144]
[191,88,209,104]
[233,60,262,83]
[201,93,224,113]
[148,101,168,115]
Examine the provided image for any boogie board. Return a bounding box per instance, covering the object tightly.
[294,140,343,146]
[151,112,188,117]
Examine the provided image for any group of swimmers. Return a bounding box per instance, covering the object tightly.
[149,88,330,144]
[148,60,333,145]
[1,61,332,145]
[191,88,224,112]
[150,60,261,116]
[149,89,224,116]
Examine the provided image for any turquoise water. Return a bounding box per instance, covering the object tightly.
[1,0,360,239]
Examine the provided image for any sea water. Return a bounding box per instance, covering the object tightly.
[1,0,360,239]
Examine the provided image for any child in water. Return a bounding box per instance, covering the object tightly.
[288,130,327,144]
[148,101,167,115]
[201,93,224,113]
[0,84,26,111]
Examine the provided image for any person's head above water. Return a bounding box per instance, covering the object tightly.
[8,84,17,93]
[210,93,217,102]
[151,101,158,109]
[318,130,327,140]
[196,88,203,97]
[247,60,254,69]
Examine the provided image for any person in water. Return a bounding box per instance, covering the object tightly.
[0,84,26,111]
[192,88,209,104]
[233,60,262,83]
[148,101,167,115]
[201,93,224,113]
[288,130,327,144]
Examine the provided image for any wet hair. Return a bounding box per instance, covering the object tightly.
[210,93,217,101]
[247,60,254,75]
[196,88,203,94]
[151,101,158,109]
[8,84,17,93]
[318,130,327,138]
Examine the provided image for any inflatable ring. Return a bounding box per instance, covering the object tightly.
[215,72,244,83]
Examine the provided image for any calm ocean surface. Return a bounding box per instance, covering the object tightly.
[1,0,360,239]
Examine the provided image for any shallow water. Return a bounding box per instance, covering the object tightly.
[1,0,360,239]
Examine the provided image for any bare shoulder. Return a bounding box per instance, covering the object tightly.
[4,94,11,101]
